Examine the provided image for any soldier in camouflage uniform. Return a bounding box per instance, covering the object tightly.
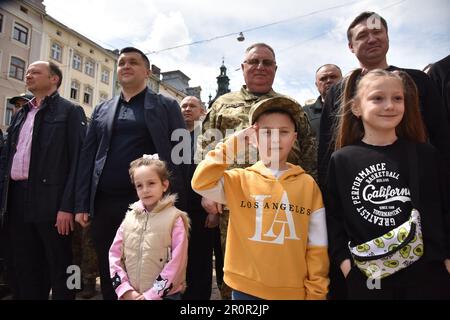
[197,43,317,299]
[72,223,98,299]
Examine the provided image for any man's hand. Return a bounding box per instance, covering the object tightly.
[55,211,74,235]
[121,290,145,300]
[204,213,220,228]
[340,259,352,278]
[75,212,90,228]
[201,197,223,215]
[445,259,450,274]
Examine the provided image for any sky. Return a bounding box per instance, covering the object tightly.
[42,0,450,105]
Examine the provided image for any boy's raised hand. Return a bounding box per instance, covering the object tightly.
[233,125,257,147]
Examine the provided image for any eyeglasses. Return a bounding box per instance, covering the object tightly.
[243,59,276,68]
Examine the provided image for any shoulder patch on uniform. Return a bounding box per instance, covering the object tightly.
[223,103,246,108]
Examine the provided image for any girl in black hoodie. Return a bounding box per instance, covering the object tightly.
[325,69,450,299]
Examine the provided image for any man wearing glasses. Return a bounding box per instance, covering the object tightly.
[198,42,317,299]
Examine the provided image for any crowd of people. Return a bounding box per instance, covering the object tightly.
[0,11,448,300]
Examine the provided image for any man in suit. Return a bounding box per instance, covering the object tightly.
[303,64,342,142]
[427,55,450,123]
[179,96,217,300]
[75,47,187,300]
[0,61,86,299]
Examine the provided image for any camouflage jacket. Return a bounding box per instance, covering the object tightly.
[197,86,317,180]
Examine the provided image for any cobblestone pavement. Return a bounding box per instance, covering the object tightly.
[2,262,222,300]
[78,263,222,300]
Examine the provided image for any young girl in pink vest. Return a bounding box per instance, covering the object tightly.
[109,154,190,300]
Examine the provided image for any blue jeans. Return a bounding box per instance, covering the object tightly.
[232,290,262,300]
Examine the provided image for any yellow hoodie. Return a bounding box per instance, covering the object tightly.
[192,137,329,300]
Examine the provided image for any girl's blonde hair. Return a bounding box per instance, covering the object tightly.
[334,69,427,150]
[129,156,171,185]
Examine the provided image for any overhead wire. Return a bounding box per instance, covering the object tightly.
[146,0,370,55]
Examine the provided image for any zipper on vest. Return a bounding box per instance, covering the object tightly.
[136,212,150,291]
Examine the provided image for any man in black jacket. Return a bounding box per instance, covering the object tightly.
[318,11,450,300]
[75,47,187,300]
[179,96,217,300]
[303,64,342,141]
[0,61,87,299]
[427,55,450,123]
[318,12,450,190]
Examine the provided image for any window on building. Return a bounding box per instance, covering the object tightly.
[13,22,28,44]
[0,14,4,33]
[5,101,14,126]
[99,92,108,103]
[83,86,93,105]
[20,6,28,14]
[85,59,95,77]
[9,56,26,80]
[70,80,80,100]
[50,42,62,62]
[101,68,110,84]
[72,53,82,71]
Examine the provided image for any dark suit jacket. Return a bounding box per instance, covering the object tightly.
[428,55,450,122]
[0,92,87,223]
[75,88,188,216]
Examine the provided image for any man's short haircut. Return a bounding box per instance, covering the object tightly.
[347,11,388,42]
[315,64,342,75]
[48,61,63,89]
[119,47,150,69]
[245,43,276,61]
[181,96,205,110]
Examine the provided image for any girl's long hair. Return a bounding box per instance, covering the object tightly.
[334,69,427,150]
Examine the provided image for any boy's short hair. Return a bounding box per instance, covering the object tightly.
[249,96,301,131]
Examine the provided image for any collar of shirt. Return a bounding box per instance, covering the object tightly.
[28,97,39,109]
[311,96,324,111]
[119,87,147,105]
[240,85,277,102]
[26,91,58,110]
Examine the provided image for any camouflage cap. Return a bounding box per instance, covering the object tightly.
[249,96,301,131]
[9,93,33,104]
